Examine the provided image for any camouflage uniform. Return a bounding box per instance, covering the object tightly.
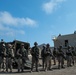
[0,53,2,71]
[0,54,2,71]
[31,42,39,72]
[71,46,76,65]
[53,47,57,65]
[17,43,28,72]
[74,47,76,63]
[57,46,65,69]
[1,44,7,72]
[0,41,4,71]
[66,46,73,67]
[45,44,52,71]
[6,44,14,72]
[41,46,46,69]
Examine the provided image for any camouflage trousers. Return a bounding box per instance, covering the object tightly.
[72,56,74,65]
[0,57,2,71]
[74,56,76,63]
[2,57,6,71]
[17,58,24,72]
[45,56,52,70]
[0,57,6,71]
[72,56,76,64]
[42,57,46,69]
[6,57,13,72]
[53,56,56,65]
[66,56,72,67]
[31,56,39,71]
[57,56,64,68]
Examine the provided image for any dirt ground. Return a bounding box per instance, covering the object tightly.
[0,60,76,75]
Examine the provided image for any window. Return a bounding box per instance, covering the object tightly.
[65,40,68,47]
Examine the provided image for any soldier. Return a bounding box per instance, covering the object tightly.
[17,43,28,72]
[71,46,75,65]
[53,47,57,65]
[66,46,73,67]
[57,46,65,69]
[31,42,39,72]
[44,44,52,71]
[41,45,46,70]
[1,44,7,72]
[6,44,14,72]
[0,52,2,71]
[0,39,4,71]
[74,46,76,63]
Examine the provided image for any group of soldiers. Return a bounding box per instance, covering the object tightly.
[41,44,76,71]
[30,42,76,72]
[0,43,14,72]
[0,42,29,72]
[0,41,76,73]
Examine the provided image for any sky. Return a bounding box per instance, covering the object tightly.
[0,0,76,47]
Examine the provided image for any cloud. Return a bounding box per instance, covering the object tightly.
[0,11,37,27]
[0,24,25,37]
[42,0,66,14]
[6,30,25,36]
[0,11,37,37]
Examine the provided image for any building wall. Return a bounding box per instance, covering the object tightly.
[53,34,76,48]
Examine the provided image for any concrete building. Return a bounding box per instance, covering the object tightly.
[52,32,76,48]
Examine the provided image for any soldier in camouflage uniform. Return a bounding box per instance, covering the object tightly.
[6,44,14,72]
[0,53,2,71]
[74,46,76,63]
[41,45,46,70]
[17,43,28,72]
[53,47,57,65]
[71,46,75,65]
[57,46,65,69]
[0,39,4,71]
[1,44,7,72]
[45,44,52,71]
[31,42,39,72]
[66,46,73,67]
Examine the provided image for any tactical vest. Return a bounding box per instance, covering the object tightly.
[19,48,27,57]
[32,46,39,58]
[66,49,72,56]
[45,47,52,56]
[7,48,12,57]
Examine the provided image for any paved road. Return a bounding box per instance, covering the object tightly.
[0,64,76,75]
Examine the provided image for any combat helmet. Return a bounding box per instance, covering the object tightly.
[46,43,50,47]
[34,42,38,45]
